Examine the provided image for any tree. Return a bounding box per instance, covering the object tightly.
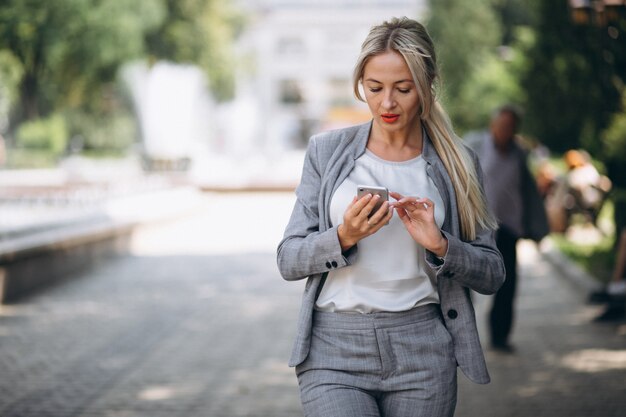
[521,0,626,237]
[426,0,501,133]
[0,0,242,124]
[0,0,243,161]
[0,0,166,123]
[521,0,625,155]
[0,49,22,133]
[144,0,244,101]
[492,0,536,46]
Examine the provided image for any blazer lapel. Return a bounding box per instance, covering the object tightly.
[319,121,371,231]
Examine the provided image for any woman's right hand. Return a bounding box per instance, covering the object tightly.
[337,193,393,251]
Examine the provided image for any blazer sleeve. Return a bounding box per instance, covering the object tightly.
[276,136,353,281]
[433,227,505,295]
[426,148,506,295]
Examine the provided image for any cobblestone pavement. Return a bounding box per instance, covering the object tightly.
[1,192,625,417]
[456,240,626,417]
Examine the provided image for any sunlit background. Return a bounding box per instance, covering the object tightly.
[0,1,624,190]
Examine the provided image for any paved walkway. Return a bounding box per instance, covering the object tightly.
[456,240,626,417]
[1,193,625,417]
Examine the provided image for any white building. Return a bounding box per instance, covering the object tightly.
[228,0,427,153]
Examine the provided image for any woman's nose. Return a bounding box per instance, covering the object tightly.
[382,91,396,109]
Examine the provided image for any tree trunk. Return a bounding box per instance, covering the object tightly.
[20,73,40,121]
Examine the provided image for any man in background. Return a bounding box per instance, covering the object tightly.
[466,105,549,352]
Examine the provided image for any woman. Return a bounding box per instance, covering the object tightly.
[277,17,505,417]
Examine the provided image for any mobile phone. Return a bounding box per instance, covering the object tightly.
[357,185,389,217]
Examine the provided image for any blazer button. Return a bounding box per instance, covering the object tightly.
[331,261,338,268]
[325,261,332,269]
[447,309,458,319]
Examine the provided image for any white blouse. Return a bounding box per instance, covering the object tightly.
[316,149,445,313]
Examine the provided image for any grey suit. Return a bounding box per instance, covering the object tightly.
[277,121,505,384]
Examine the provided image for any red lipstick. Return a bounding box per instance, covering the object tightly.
[381,113,399,123]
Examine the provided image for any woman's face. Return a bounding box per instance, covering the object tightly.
[362,50,421,133]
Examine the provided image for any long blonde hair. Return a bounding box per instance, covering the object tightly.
[353,17,497,240]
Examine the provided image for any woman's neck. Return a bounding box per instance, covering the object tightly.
[367,119,423,161]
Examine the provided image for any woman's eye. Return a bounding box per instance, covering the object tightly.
[398,88,411,94]
[369,87,382,93]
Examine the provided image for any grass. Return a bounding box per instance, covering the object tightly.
[551,232,615,283]
[6,148,59,168]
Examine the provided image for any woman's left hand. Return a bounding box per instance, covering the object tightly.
[389,191,448,257]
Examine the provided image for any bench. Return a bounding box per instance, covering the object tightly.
[0,213,136,303]
[0,186,203,303]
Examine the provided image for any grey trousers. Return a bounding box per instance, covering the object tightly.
[296,304,457,417]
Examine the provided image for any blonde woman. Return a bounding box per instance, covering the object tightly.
[277,17,505,417]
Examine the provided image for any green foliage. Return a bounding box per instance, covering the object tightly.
[601,90,626,160]
[0,0,166,120]
[518,1,626,240]
[5,148,58,168]
[550,200,616,283]
[66,110,138,153]
[551,234,615,284]
[0,48,23,132]
[603,94,626,234]
[0,0,242,161]
[426,0,626,250]
[57,1,166,111]
[145,0,243,101]
[15,113,68,154]
[0,0,240,116]
[521,0,626,155]
[427,0,500,107]
[492,0,537,45]
[455,28,532,132]
[426,0,533,134]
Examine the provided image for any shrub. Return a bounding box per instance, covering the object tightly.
[15,114,68,155]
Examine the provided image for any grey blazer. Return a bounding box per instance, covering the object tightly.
[277,121,505,384]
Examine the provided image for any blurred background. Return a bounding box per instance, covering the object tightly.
[0,2,624,161]
[0,0,624,229]
[0,0,625,416]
